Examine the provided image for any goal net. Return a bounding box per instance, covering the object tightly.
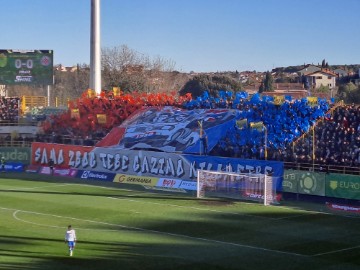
[197,169,276,205]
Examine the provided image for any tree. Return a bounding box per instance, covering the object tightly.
[321,59,326,68]
[258,83,264,93]
[179,78,205,97]
[346,86,360,103]
[101,45,176,93]
[52,65,90,104]
[264,71,274,92]
[179,74,243,98]
[337,84,347,100]
[337,82,360,103]
[317,84,330,93]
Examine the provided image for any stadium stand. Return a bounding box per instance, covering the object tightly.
[0,90,358,175]
[289,103,360,174]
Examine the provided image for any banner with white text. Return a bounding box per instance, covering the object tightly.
[31,142,283,189]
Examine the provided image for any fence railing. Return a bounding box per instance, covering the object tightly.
[0,121,39,127]
[0,141,33,147]
[283,161,359,175]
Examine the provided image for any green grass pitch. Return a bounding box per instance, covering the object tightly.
[0,173,359,270]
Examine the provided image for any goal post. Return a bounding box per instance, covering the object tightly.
[197,169,277,205]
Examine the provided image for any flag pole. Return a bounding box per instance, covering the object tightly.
[312,125,315,170]
[264,124,268,160]
[198,120,203,155]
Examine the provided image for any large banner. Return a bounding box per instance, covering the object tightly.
[326,173,360,200]
[31,142,283,189]
[32,142,95,168]
[115,106,238,154]
[283,170,325,196]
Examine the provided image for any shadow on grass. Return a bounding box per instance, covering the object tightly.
[0,233,212,270]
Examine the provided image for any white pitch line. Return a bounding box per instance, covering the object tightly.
[0,182,134,193]
[13,210,67,229]
[70,183,135,192]
[12,210,122,232]
[106,196,277,220]
[0,206,305,257]
[312,245,360,257]
[274,205,360,220]
[0,183,73,191]
[126,192,159,197]
[274,213,316,220]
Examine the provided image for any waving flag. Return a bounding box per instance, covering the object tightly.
[274,95,285,105]
[236,118,248,129]
[250,121,264,132]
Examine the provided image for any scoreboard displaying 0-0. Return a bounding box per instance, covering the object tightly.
[0,49,53,85]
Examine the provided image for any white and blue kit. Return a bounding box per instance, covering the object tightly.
[65,228,76,255]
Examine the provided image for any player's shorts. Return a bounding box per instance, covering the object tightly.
[67,241,76,248]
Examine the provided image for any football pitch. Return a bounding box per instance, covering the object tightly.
[0,173,359,270]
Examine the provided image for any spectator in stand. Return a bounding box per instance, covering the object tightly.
[292,104,360,168]
[0,97,20,123]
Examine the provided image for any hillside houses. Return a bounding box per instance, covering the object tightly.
[305,68,337,90]
[298,64,321,76]
[49,62,358,101]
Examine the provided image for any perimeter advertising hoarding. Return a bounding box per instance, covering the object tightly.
[4,162,24,172]
[114,174,158,186]
[0,147,31,164]
[113,174,196,192]
[77,170,115,181]
[326,173,360,200]
[282,170,325,196]
[0,49,53,85]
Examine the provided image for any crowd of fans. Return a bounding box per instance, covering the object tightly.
[39,90,192,143]
[208,94,329,159]
[1,90,359,172]
[295,104,360,169]
[0,97,20,123]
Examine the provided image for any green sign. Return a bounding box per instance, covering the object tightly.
[283,170,325,196]
[0,147,31,164]
[298,172,325,196]
[326,174,360,200]
[0,49,53,85]
[282,170,298,193]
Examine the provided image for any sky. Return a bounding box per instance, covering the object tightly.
[1,0,359,73]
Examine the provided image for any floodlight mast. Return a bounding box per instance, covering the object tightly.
[90,0,101,95]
